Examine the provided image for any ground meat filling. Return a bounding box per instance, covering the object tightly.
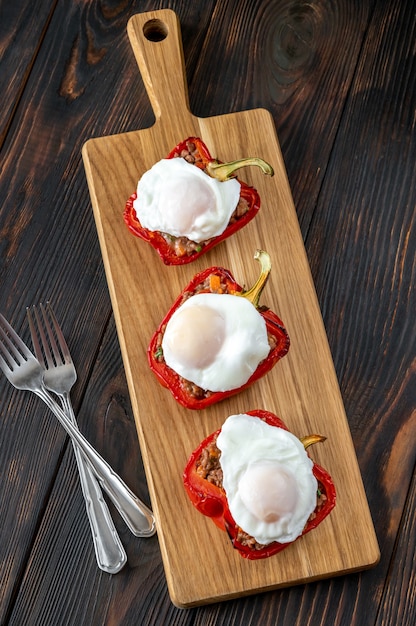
[161,139,249,258]
[153,274,275,400]
[195,434,326,552]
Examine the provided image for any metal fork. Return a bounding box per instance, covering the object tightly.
[0,312,155,541]
[27,303,127,574]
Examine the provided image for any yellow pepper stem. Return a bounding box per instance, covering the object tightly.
[300,434,327,450]
[239,250,271,308]
[206,157,274,181]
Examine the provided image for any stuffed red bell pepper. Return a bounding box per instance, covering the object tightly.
[183,410,336,560]
[148,250,290,409]
[124,137,273,265]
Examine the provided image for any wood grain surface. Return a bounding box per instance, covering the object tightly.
[82,10,379,607]
[0,0,414,624]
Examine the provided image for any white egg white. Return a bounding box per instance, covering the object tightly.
[132,157,241,243]
[216,413,318,545]
[161,293,270,392]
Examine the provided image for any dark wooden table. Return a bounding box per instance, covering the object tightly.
[0,1,414,624]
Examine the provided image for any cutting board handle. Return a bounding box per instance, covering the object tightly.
[127,10,191,123]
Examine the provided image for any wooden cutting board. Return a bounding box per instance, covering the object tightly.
[82,9,380,607]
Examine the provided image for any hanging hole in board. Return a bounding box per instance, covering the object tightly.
[143,19,169,42]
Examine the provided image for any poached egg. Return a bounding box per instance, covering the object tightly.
[216,413,318,544]
[161,292,270,392]
[132,157,241,243]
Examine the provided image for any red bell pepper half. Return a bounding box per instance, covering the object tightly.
[148,250,290,409]
[183,409,336,560]
[123,137,273,265]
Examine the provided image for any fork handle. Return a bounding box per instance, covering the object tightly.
[74,443,128,572]
[62,396,127,573]
[36,389,156,538]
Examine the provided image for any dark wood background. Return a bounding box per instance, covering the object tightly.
[0,1,414,624]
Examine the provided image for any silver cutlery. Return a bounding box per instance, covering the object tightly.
[0,312,156,540]
[27,303,127,574]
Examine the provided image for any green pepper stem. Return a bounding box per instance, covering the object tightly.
[239,250,271,307]
[206,157,274,181]
[300,434,327,450]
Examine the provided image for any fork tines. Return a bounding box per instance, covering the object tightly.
[27,303,66,369]
[0,313,33,371]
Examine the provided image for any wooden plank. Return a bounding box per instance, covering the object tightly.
[309,0,416,506]
[82,9,379,607]
[0,0,56,146]
[188,0,373,234]
[375,468,416,626]
[301,0,416,622]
